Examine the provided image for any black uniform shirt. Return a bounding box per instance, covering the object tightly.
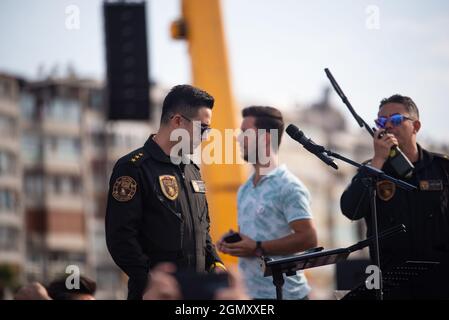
[105,135,222,298]
[340,144,449,297]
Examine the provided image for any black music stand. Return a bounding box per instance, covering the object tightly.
[263,224,406,300]
[342,261,439,300]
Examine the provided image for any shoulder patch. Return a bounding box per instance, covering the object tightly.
[112,176,137,202]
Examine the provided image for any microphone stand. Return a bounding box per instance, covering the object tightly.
[325,68,375,137]
[305,143,416,300]
[325,68,414,178]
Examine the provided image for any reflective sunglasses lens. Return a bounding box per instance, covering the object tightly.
[390,114,404,127]
[375,117,387,128]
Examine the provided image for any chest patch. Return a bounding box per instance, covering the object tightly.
[377,180,396,201]
[159,175,179,201]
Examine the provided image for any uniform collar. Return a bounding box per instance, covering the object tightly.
[143,134,192,165]
[413,144,433,173]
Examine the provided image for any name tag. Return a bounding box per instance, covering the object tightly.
[191,180,206,193]
[419,180,443,191]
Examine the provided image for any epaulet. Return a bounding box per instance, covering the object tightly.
[432,152,449,162]
[128,148,148,167]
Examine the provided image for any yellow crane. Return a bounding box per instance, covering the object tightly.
[171,0,247,265]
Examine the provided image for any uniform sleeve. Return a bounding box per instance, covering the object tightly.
[105,162,149,282]
[204,200,223,270]
[340,171,371,221]
[280,180,313,223]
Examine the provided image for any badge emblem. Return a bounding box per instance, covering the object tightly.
[420,180,430,191]
[377,180,396,201]
[159,175,179,201]
[112,176,137,202]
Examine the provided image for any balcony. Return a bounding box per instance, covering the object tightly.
[46,233,87,252]
[0,98,20,118]
[42,158,81,175]
[0,138,20,154]
[42,119,80,137]
[0,211,23,227]
[0,174,22,190]
[44,193,84,212]
[0,250,25,266]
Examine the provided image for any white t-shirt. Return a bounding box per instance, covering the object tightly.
[238,164,313,299]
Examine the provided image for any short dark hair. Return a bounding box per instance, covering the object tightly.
[242,106,284,148]
[47,276,96,300]
[379,94,419,119]
[160,85,214,124]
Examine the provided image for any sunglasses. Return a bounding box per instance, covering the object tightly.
[176,114,211,135]
[374,114,413,129]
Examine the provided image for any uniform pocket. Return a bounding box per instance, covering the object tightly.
[152,179,183,221]
[142,191,183,251]
[155,193,183,221]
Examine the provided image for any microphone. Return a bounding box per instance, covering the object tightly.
[286,124,338,170]
[377,130,414,178]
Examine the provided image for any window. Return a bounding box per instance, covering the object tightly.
[47,175,81,195]
[43,97,81,124]
[0,115,17,138]
[91,132,106,149]
[0,151,16,176]
[0,80,13,100]
[0,226,20,251]
[88,89,104,112]
[20,92,37,120]
[21,133,41,163]
[49,251,86,264]
[0,189,18,212]
[58,137,81,159]
[47,176,61,194]
[24,173,44,197]
[44,136,81,162]
[110,132,140,149]
[69,176,81,194]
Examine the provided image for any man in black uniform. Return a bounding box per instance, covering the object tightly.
[340,94,449,298]
[105,85,225,300]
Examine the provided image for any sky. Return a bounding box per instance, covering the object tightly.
[0,0,448,144]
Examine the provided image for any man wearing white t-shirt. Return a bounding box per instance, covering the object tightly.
[217,106,318,300]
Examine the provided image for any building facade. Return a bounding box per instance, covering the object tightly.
[0,71,163,299]
[0,73,25,297]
